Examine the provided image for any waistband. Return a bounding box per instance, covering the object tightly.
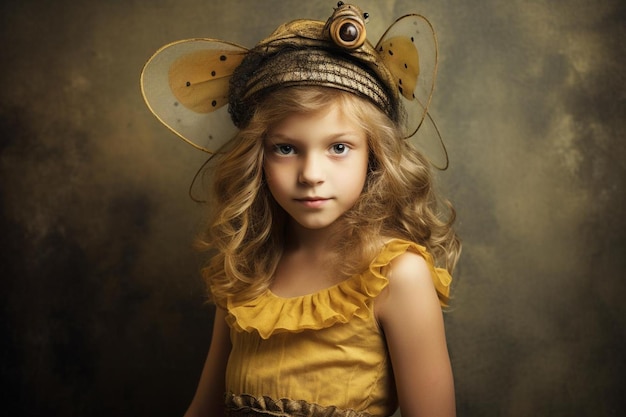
[225,392,375,417]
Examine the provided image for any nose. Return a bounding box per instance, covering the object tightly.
[298,153,325,185]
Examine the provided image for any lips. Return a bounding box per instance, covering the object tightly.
[295,197,331,208]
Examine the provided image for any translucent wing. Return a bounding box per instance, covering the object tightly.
[376,14,448,169]
[141,39,248,153]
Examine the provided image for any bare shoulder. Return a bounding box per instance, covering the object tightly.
[388,250,432,285]
[375,250,440,323]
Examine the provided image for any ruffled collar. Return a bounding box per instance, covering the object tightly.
[225,239,451,339]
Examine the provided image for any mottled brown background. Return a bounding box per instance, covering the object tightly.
[1,0,624,416]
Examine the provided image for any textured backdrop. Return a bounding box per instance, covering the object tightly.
[1,0,624,416]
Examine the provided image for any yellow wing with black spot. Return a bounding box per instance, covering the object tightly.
[141,39,248,153]
[376,14,448,169]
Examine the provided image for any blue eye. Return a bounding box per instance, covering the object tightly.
[331,143,349,155]
[275,144,295,155]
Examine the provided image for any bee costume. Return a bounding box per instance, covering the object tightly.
[141,3,451,416]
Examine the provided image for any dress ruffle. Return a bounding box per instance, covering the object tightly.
[226,239,451,339]
[225,392,374,417]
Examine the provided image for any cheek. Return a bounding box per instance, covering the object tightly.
[339,163,368,201]
[354,156,370,189]
[263,164,287,198]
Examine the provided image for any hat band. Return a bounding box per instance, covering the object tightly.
[247,49,391,109]
[229,48,395,127]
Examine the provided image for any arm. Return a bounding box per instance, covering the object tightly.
[375,252,456,417]
[184,307,232,417]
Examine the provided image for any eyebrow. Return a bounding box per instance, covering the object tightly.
[265,131,362,143]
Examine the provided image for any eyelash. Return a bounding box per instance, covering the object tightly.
[274,144,295,155]
[272,143,350,156]
[330,143,348,155]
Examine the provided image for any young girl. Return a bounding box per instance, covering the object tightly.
[142,3,460,416]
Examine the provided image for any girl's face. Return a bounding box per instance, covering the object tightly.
[263,102,369,232]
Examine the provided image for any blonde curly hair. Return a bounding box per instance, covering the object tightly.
[198,86,460,308]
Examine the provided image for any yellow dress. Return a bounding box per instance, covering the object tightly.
[224,239,451,417]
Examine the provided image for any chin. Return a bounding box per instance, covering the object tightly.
[293,218,339,231]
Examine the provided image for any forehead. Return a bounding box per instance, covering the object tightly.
[266,103,367,142]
